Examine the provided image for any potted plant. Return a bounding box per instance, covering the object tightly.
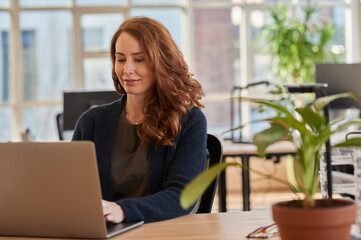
[180,92,361,240]
[261,2,337,84]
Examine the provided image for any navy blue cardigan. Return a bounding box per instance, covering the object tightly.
[72,96,207,223]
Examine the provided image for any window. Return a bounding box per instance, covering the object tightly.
[132,0,180,4]
[80,14,123,90]
[76,0,126,6]
[130,8,182,49]
[0,12,9,102]
[81,14,123,52]
[22,30,37,101]
[1,31,8,102]
[0,0,358,142]
[20,11,72,101]
[0,0,9,7]
[20,11,72,141]
[0,11,10,142]
[83,58,113,90]
[82,28,104,52]
[0,107,11,141]
[19,0,71,7]
[193,0,349,136]
[192,8,237,134]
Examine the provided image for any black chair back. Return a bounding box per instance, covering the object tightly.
[196,134,223,213]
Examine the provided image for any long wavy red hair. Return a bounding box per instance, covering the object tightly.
[110,17,204,146]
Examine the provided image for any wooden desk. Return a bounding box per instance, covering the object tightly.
[114,210,277,240]
[218,140,296,212]
[0,210,276,240]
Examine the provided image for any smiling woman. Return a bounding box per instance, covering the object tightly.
[72,17,207,224]
[109,17,205,146]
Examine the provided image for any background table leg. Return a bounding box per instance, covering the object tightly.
[218,168,227,212]
[242,156,250,211]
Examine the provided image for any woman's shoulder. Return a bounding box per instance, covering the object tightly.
[72,96,125,140]
[172,106,207,146]
[77,96,125,122]
[185,106,206,122]
[180,106,207,132]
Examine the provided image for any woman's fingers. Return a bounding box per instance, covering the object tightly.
[101,200,126,223]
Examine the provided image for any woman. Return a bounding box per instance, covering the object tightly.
[72,17,207,223]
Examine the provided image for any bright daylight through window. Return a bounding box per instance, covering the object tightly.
[0,0,356,142]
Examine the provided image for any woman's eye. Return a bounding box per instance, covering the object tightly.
[117,59,125,63]
[135,58,144,62]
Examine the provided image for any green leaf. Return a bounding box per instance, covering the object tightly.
[314,93,356,111]
[265,115,307,136]
[221,119,266,136]
[295,106,325,131]
[330,117,348,127]
[180,162,240,210]
[253,125,290,157]
[233,97,307,133]
[331,120,361,134]
[312,125,332,150]
[253,99,294,118]
[260,3,337,84]
[334,138,361,148]
[221,124,247,135]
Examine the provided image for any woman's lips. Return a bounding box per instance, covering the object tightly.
[124,79,140,85]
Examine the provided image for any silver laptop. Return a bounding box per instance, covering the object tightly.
[0,141,143,238]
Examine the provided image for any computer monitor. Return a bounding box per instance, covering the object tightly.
[63,90,121,131]
[315,63,361,110]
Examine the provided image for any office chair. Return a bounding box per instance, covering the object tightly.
[196,134,223,214]
[56,112,64,141]
[56,112,74,141]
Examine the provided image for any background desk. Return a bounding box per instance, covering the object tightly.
[218,140,296,211]
[0,209,276,240]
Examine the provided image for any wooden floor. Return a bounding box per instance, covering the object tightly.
[211,190,330,212]
[213,152,297,212]
[211,154,322,212]
[211,190,297,212]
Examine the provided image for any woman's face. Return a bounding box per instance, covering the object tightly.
[115,32,155,99]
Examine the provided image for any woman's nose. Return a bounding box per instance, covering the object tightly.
[123,60,134,74]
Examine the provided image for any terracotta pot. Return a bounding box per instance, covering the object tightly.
[272,199,357,240]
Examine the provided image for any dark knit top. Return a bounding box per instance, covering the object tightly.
[72,95,207,223]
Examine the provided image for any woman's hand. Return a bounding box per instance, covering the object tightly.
[102,200,126,223]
